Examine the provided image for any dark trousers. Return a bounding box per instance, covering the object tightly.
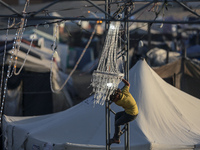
[114,111,137,140]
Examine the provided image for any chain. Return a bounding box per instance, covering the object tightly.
[13,0,29,76]
[14,25,38,76]
[0,0,30,124]
[0,18,14,124]
[13,17,28,75]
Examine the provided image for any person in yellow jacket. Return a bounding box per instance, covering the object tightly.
[109,78,139,144]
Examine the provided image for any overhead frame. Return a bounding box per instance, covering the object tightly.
[0,0,199,26]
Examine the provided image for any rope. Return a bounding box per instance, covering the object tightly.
[50,24,97,92]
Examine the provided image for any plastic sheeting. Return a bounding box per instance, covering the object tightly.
[2,59,200,150]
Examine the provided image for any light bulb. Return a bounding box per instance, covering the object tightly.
[107,83,113,87]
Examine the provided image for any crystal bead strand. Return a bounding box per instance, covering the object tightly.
[91,22,123,105]
[114,23,119,71]
[8,33,18,78]
[14,25,38,76]
[0,1,30,124]
[0,19,16,124]
[13,0,29,75]
[13,18,28,75]
[0,18,10,114]
[9,18,27,78]
[119,24,125,74]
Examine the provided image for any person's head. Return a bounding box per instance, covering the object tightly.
[110,88,122,102]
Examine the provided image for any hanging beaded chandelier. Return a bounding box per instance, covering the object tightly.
[91,21,124,105]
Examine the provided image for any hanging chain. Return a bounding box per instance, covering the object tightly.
[0,18,15,124]
[8,33,18,78]
[91,22,124,105]
[13,18,28,75]
[0,18,10,123]
[0,0,30,124]
[12,0,29,76]
[119,24,125,74]
[14,25,38,76]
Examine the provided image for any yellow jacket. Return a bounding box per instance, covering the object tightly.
[115,86,139,116]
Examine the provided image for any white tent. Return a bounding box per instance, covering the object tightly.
[2,41,73,116]
[2,59,200,150]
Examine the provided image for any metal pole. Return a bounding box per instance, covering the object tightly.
[0,0,22,16]
[105,0,111,149]
[148,23,152,51]
[106,102,108,150]
[124,2,130,150]
[108,98,111,150]
[31,0,61,17]
[174,0,200,18]
[106,95,110,150]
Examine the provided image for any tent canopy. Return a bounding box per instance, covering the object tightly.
[2,59,200,150]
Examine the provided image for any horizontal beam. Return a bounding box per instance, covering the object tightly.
[31,0,61,17]
[129,0,200,1]
[0,16,200,31]
[11,16,200,24]
[0,15,200,24]
[58,0,200,1]
[57,0,200,1]
[0,0,22,16]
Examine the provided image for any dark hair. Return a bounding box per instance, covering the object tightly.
[115,88,121,94]
[109,88,121,101]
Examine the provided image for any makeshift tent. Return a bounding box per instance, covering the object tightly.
[1,41,74,116]
[153,57,200,99]
[24,29,68,72]
[2,59,200,150]
[186,45,200,60]
[146,47,181,67]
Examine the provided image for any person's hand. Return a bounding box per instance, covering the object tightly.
[122,78,130,87]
